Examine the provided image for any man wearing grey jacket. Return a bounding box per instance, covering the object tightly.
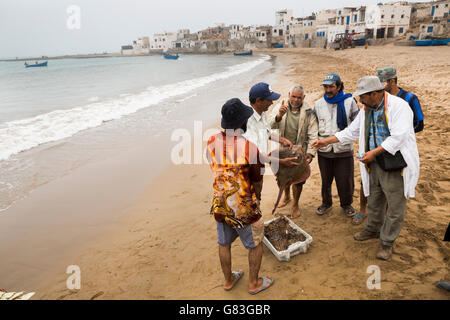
[270,85,318,218]
[314,73,359,217]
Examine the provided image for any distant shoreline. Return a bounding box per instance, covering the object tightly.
[0,51,248,62]
[0,52,147,62]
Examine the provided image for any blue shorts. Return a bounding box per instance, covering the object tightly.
[216,221,264,249]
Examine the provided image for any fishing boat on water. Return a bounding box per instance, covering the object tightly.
[163,53,179,60]
[233,50,252,56]
[25,61,48,68]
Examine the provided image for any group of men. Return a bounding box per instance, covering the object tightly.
[206,67,423,295]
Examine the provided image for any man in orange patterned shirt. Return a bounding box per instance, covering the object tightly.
[207,98,297,295]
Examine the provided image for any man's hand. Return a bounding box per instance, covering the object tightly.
[279,156,299,168]
[359,150,377,164]
[276,100,288,121]
[305,154,313,164]
[311,139,328,150]
[311,136,339,150]
[279,136,293,150]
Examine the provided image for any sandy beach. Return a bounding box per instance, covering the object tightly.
[32,44,450,299]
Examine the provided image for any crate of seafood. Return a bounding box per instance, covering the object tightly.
[263,216,313,262]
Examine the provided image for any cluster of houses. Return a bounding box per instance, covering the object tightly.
[121,0,449,55]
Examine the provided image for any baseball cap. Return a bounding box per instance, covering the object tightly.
[352,76,386,97]
[322,73,341,85]
[249,82,281,101]
[221,98,254,130]
[376,66,397,82]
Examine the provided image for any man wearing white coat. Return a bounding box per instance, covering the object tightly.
[312,76,420,260]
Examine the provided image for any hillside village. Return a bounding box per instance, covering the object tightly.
[121,0,449,55]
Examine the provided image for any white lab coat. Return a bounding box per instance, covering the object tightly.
[335,92,420,198]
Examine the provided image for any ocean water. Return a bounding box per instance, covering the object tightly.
[0,54,274,212]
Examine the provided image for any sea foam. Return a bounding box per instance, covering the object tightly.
[0,55,270,161]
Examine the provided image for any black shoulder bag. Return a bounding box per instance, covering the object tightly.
[371,109,407,172]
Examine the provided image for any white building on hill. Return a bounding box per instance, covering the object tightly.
[150,32,177,51]
[365,2,411,39]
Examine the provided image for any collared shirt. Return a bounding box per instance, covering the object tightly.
[368,98,390,151]
[206,131,264,228]
[284,103,301,145]
[243,110,272,155]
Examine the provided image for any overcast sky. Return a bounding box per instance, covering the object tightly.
[0,0,431,58]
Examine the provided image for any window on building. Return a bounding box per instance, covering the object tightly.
[401,14,404,18]
[399,27,404,33]
[354,15,358,22]
[338,10,342,15]
[391,15,394,18]
[427,26,434,32]
[262,33,265,36]
[381,15,384,18]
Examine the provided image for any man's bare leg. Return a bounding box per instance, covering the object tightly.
[291,184,303,218]
[248,243,264,291]
[277,185,291,208]
[219,244,236,289]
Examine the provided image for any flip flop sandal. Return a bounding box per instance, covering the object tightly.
[223,270,244,291]
[351,212,367,225]
[342,206,356,217]
[316,205,331,216]
[248,276,274,295]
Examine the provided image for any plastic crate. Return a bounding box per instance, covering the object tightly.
[263,216,313,262]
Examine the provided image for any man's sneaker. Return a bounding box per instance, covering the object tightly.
[354,229,379,241]
[376,244,393,260]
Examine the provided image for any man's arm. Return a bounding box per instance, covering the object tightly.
[269,132,293,149]
[410,95,424,133]
[306,110,319,159]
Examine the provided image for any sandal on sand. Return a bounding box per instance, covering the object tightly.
[351,212,367,225]
[223,271,244,291]
[248,276,274,295]
[316,204,331,216]
[342,205,356,217]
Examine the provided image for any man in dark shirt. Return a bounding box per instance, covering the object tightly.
[377,66,424,133]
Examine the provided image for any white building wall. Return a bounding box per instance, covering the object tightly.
[230,24,244,39]
[275,9,293,26]
[316,9,337,24]
[431,1,450,18]
[150,32,177,50]
[365,3,411,37]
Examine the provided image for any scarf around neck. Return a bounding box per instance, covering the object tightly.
[323,91,352,130]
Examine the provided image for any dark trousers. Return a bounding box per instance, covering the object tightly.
[318,154,354,207]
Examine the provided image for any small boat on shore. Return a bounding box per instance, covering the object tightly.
[25,61,48,68]
[414,38,450,46]
[233,50,252,56]
[163,54,179,60]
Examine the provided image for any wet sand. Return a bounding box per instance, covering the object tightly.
[18,44,450,299]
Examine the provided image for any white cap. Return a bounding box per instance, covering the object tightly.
[352,76,385,97]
